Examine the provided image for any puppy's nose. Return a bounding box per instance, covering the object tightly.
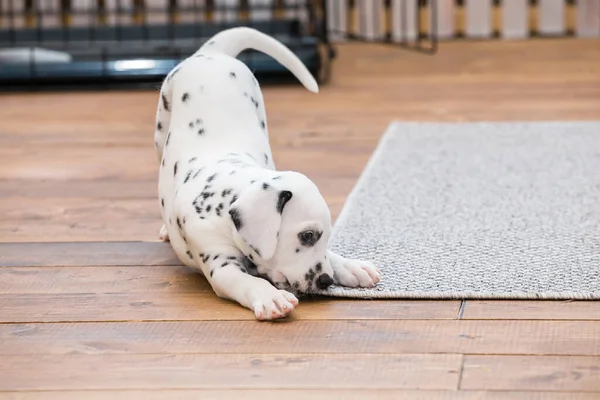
[316,274,334,289]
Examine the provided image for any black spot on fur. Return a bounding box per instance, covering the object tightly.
[216,203,224,216]
[182,92,190,102]
[222,188,232,197]
[277,190,293,214]
[161,159,165,167]
[189,121,194,128]
[208,40,215,45]
[260,120,266,130]
[195,206,202,214]
[251,97,259,108]
[161,198,164,207]
[173,161,179,176]
[183,217,186,224]
[193,168,203,179]
[186,250,193,259]
[221,262,229,268]
[165,131,171,146]
[207,173,217,182]
[262,182,270,190]
[273,175,282,180]
[189,157,197,163]
[229,208,243,231]
[184,170,193,183]
[230,194,238,205]
[210,268,215,277]
[296,248,300,253]
[161,94,169,111]
[213,254,219,260]
[202,254,210,263]
[248,253,254,261]
[227,256,237,260]
[205,205,212,212]
[315,263,322,273]
[198,128,205,135]
[264,153,269,164]
[177,218,182,229]
[157,121,163,131]
[230,72,236,78]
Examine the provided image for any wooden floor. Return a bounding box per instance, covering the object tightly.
[1,38,600,398]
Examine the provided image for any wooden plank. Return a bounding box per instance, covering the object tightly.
[0,292,460,322]
[0,242,179,267]
[502,0,529,39]
[2,391,599,400]
[0,353,462,391]
[0,197,162,242]
[436,0,456,39]
[0,147,156,181]
[576,0,600,37]
[0,180,156,199]
[0,266,212,294]
[1,320,598,356]
[0,292,255,322]
[391,0,417,42]
[462,300,600,320]
[462,355,600,391]
[465,0,492,38]
[538,0,565,35]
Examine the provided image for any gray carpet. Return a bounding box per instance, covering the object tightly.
[319,121,600,299]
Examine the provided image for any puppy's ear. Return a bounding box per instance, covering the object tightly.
[229,182,293,260]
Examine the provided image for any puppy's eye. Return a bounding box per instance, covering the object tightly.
[299,230,320,246]
[300,231,314,243]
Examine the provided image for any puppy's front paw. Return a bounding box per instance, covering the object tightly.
[331,255,381,288]
[252,290,299,321]
[158,225,170,242]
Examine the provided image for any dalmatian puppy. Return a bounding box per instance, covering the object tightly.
[154,27,381,321]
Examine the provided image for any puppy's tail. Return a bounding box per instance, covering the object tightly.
[196,27,319,93]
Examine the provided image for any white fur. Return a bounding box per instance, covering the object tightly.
[154,27,380,321]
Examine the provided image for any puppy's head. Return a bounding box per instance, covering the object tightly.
[228,171,334,294]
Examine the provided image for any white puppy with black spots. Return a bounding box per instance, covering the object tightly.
[154,27,381,321]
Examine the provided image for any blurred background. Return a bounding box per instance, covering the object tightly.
[1,0,598,91]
